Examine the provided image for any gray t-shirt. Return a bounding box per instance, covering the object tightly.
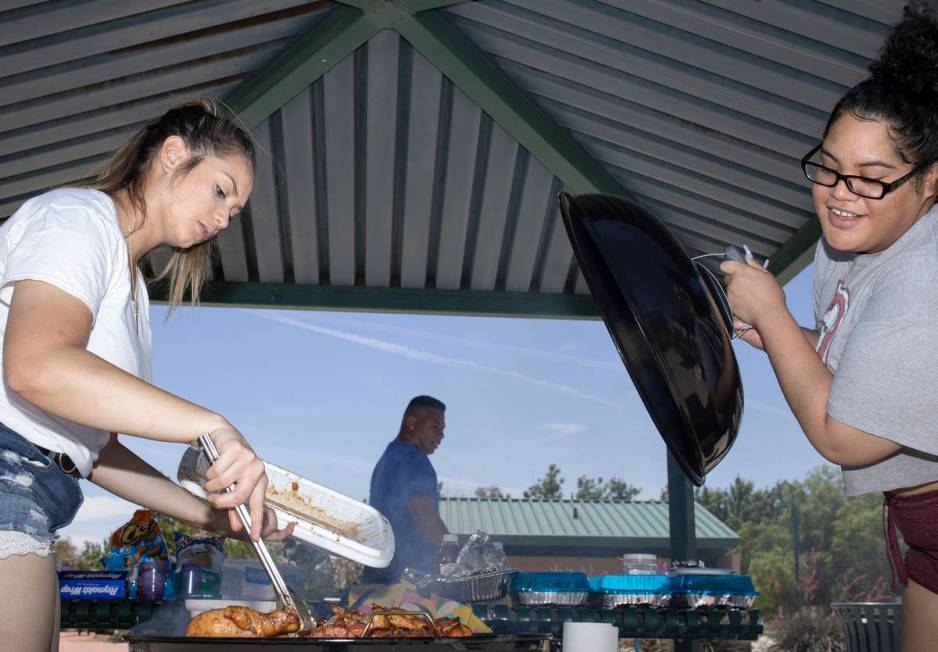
[813,204,938,496]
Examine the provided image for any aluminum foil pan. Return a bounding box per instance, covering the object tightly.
[601,592,672,608]
[432,569,516,603]
[680,593,756,609]
[511,591,590,607]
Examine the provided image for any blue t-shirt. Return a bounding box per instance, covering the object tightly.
[365,440,439,582]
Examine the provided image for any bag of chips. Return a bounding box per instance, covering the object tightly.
[100,509,173,599]
[101,509,169,570]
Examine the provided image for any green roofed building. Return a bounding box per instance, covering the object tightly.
[439,497,739,574]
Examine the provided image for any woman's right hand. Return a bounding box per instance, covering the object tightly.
[201,424,268,540]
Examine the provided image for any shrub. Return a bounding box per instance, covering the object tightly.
[769,607,845,652]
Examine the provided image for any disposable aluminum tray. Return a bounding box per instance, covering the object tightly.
[601,592,672,608]
[680,593,756,609]
[432,569,516,603]
[511,591,590,607]
[669,570,757,609]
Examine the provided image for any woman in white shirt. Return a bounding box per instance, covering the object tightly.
[0,99,293,651]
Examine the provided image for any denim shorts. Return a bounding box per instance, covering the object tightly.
[0,423,83,559]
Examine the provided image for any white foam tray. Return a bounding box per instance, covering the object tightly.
[179,460,394,569]
[263,460,394,569]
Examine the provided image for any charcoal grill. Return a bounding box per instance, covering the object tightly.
[125,633,548,651]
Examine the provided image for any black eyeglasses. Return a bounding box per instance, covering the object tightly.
[800,144,927,199]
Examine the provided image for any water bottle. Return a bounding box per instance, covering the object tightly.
[438,534,459,577]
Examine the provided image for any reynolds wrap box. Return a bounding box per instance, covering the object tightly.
[58,570,129,599]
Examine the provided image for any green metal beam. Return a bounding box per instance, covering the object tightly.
[767,217,820,286]
[336,0,475,13]
[225,4,383,129]
[394,10,627,195]
[149,281,600,318]
[225,0,625,192]
[398,0,474,12]
[333,0,387,11]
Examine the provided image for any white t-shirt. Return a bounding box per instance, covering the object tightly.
[0,188,151,477]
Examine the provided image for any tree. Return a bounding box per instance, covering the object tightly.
[524,464,564,499]
[53,537,107,570]
[573,476,642,501]
[53,538,79,569]
[76,540,106,570]
[696,476,780,531]
[604,478,642,501]
[475,485,510,498]
[574,476,604,500]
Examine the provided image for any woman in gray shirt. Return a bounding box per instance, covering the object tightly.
[723,5,938,648]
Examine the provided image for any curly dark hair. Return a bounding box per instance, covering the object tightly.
[826,2,938,171]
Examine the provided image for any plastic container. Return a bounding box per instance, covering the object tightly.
[623,553,658,575]
[510,572,591,606]
[176,562,220,599]
[137,560,169,600]
[439,534,459,577]
[589,574,672,607]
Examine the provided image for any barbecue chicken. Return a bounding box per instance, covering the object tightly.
[185,606,300,637]
[306,605,472,638]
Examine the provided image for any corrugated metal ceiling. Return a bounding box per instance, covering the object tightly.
[0,0,908,314]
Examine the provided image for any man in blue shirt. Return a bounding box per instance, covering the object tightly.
[363,396,449,583]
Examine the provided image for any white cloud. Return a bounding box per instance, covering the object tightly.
[311,316,618,370]
[437,474,523,498]
[536,422,590,443]
[746,399,794,420]
[74,495,140,522]
[253,312,618,407]
[309,451,375,475]
[540,423,588,435]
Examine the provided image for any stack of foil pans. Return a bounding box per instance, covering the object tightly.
[510,572,591,607]
[589,574,672,608]
[669,569,758,609]
[432,568,516,603]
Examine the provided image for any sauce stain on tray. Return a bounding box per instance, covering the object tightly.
[266,482,362,542]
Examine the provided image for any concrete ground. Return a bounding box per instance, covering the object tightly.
[59,631,128,651]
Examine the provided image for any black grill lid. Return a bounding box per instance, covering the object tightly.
[558,192,743,486]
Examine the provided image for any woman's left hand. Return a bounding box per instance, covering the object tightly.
[719,257,787,330]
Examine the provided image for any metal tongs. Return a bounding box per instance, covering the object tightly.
[197,434,316,634]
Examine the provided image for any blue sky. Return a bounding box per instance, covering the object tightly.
[61,263,825,546]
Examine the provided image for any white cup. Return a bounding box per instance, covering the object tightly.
[562,621,618,652]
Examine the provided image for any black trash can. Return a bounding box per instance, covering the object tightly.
[831,601,901,652]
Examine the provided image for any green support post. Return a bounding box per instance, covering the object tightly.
[667,450,700,652]
[666,450,696,564]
